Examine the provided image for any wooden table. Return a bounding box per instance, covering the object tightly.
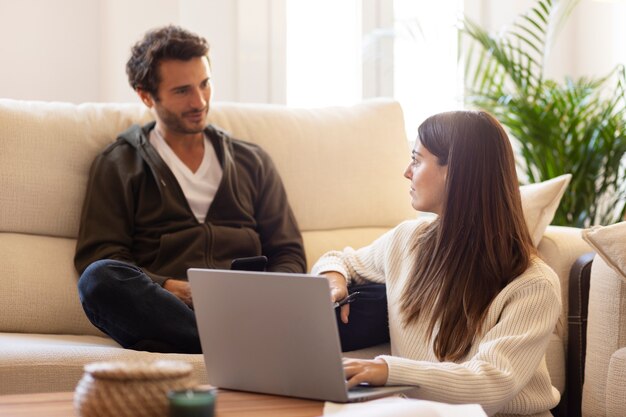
[0,389,324,417]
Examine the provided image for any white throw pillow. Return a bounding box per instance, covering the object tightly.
[582,221,626,281]
[520,173,572,247]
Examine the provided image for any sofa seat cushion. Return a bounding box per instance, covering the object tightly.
[0,333,387,397]
[0,333,207,395]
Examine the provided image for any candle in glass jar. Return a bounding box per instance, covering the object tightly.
[168,388,216,417]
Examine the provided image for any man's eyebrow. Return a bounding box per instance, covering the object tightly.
[169,84,190,92]
[169,77,210,92]
[412,150,423,157]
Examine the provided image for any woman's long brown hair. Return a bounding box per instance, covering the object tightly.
[400,111,535,362]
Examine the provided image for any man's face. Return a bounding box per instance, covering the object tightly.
[139,56,212,136]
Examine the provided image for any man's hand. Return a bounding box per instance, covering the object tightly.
[163,279,193,308]
[323,271,350,324]
[343,358,389,388]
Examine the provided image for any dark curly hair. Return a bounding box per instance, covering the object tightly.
[126,25,210,99]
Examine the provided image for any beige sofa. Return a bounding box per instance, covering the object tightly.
[580,222,626,417]
[0,99,590,405]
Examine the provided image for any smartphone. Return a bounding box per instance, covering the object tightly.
[230,255,268,271]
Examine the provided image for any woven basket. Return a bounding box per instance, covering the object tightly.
[74,360,196,417]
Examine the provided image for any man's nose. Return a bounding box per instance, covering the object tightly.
[190,88,207,108]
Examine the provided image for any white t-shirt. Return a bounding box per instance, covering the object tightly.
[150,129,223,223]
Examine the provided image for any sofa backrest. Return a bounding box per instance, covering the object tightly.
[204,101,416,266]
[1,101,153,239]
[0,99,414,336]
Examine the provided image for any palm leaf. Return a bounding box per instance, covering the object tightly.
[460,0,626,227]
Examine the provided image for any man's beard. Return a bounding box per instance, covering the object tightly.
[154,104,208,135]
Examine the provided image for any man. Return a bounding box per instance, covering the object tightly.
[75,25,306,354]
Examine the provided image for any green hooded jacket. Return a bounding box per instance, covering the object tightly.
[74,122,306,285]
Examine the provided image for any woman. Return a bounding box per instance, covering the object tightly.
[312,111,561,417]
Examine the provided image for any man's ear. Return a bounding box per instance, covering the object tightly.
[136,89,154,108]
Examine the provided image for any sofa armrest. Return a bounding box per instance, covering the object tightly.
[539,226,591,284]
[562,252,595,417]
[538,226,591,340]
[537,227,590,417]
[606,348,626,417]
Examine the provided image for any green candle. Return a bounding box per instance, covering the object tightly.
[168,389,216,417]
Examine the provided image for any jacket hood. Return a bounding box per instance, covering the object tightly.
[117,122,156,149]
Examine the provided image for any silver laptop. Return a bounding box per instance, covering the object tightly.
[188,269,416,402]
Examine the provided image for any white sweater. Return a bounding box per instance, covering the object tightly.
[312,220,561,417]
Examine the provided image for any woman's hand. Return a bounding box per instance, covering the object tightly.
[343,358,389,388]
[323,271,350,323]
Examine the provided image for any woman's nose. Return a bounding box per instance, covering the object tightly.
[403,165,412,180]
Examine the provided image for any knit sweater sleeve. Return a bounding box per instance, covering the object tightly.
[379,263,561,416]
[310,220,420,285]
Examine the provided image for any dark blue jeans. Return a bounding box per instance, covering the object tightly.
[335,284,390,352]
[78,260,388,354]
[77,259,202,353]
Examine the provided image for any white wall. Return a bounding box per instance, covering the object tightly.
[466,0,626,82]
[0,0,100,102]
[98,0,180,102]
[180,0,286,104]
[0,0,281,104]
[0,0,624,104]
[563,0,626,80]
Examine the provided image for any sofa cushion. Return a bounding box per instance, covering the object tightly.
[581,248,626,416]
[206,100,416,232]
[0,233,102,336]
[0,333,207,395]
[582,221,626,280]
[0,100,153,239]
[520,173,571,247]
[606,347,626,417]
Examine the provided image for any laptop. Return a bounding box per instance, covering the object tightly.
[188,269,417,402]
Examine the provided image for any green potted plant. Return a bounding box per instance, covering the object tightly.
[460,0,626,227]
